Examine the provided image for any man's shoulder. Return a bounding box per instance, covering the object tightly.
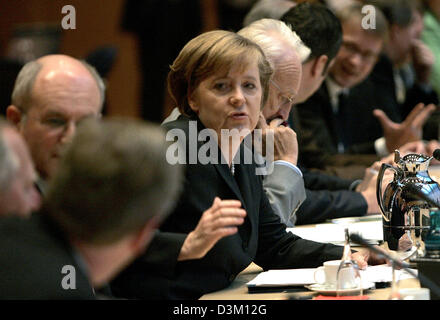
[369,54,394,82]
[0,214,95,299]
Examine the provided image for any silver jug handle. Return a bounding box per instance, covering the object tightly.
[377,163,400,222]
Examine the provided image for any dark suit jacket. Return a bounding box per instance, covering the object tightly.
[296,189,367,225]
[293,170,367,225]
[369,54,439,141]
[283,108,368,224]
[294,77,400,170]
[111,115,344,300]
[0,213,96,299]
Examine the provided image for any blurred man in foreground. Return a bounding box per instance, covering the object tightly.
[0,118,183,299]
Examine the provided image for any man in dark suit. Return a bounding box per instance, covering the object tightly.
[366,0,439,139]
[0,119,183,299]
[280,2,382,224]
[295,3,436,172]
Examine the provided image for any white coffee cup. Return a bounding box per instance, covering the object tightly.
[314,260,360,289]
[314,260,342,287]
[399,288,430,300]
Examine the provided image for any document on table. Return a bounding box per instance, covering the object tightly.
[246,265,417,290]
[360,264,417,283]
[246,268,317,288]
[287,216,383,245]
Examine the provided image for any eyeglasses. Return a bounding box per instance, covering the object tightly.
[270,79,295,108]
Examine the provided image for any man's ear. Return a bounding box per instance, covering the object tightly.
[6,105,23,128]
[311,55,329,77]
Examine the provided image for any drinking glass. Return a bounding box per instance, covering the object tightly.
[336,259,363,298]
[388,261,401,300]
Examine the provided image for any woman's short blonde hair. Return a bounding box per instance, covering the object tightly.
[167,30,273,116]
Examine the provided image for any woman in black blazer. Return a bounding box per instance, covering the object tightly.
[112,29,378,300]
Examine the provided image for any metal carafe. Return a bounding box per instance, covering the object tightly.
[377,150,440,258]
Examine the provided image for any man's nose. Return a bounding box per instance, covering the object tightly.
[279,104,292,122]
[348,53,363,68]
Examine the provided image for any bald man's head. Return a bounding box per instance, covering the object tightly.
[7,54,104,179]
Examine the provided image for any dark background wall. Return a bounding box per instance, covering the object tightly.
[0,0,141,118]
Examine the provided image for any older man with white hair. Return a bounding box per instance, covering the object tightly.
[0,118,41,217]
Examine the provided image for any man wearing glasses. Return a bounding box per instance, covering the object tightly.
[6,55,104,193]
[295,3,435,175]
[297,4,433,178]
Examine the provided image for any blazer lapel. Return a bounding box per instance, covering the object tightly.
[215,144,257,243]
[192,116,253,245]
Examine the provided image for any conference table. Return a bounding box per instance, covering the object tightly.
[200,263,420,300]
[200,165,440,300]
[200,233,420,300]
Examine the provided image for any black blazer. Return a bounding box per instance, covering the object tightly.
[296,188,367,225]
[281,109,369,224]
[111,115,344,300]
[369,54,439,140]
[0,213,96,299]
[293,170,367,225]
[294,77,401,170]
[371,55,439,119]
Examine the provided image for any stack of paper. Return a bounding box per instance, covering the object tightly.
[247,268,317,288]
[360,264,417,283]
[287,216,383,245]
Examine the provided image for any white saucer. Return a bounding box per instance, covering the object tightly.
[305,282,375,295]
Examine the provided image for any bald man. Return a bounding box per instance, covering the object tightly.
[0,119,41,217]
[6,55,104,190]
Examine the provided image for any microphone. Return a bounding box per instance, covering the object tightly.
[349,233,409,269]
[350,233,440,298]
